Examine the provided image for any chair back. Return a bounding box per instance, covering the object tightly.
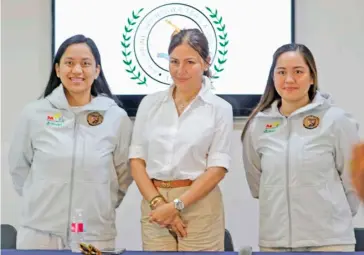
[355,228,364,251]
[1,224,17,249]
[224,229,234,251]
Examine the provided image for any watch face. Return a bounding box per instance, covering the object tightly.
[176,202,183,210]
[174,199,184,210]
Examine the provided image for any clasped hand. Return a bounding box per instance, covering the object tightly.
[149,202,187,237]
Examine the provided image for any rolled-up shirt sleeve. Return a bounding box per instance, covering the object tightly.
[129,96,150,160]
[207,103,234,170]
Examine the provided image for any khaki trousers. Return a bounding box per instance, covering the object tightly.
[17,226,114,250]
[260,244,355,252]
[141,186,225,251]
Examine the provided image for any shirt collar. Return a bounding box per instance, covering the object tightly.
[162,76,214,104]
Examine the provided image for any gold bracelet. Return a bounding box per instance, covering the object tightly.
[150,196,164,208]
[149,195,165,209]
[150,198,164,210]
[149,195,163,204]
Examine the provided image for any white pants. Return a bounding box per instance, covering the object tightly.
[17,227,115,250]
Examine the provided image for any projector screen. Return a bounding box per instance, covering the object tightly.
[52,0,294,116]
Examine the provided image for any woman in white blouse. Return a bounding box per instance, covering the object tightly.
[129,28,233,251]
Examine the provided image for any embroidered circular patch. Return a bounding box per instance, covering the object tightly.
[303,115,320,129]
[87,112,103,126]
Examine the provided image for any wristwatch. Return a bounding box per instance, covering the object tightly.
[173,198,184,211]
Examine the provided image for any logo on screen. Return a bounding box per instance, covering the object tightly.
[121,3,228,86]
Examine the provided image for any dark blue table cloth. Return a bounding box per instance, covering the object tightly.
[1,251,364,255]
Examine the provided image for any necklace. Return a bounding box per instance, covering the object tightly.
[173,88,198,113]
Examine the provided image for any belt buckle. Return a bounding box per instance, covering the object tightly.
[160,180,172,188]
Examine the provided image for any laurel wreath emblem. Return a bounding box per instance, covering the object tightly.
[205,7,228,80]
[121,6,228,86]
[121,8,147,85]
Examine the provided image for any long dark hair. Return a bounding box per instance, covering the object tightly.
[241,43,318,140]
[43,34,122,107]
[168,28,211,77]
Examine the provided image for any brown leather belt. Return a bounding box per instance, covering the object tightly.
[152,179,193,188]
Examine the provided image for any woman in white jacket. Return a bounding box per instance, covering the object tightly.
[241,43,360,252]
[9,34,133,250]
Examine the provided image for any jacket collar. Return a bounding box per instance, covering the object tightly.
[46,84,117,111]
[257,90,332,118]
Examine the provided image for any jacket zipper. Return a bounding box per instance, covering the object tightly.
[66,115,79,244]
[286,117,292,247]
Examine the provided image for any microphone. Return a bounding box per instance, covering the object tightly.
[239,246,253,255]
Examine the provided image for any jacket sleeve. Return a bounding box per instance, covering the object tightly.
[242,120,262,199]
[334,112,361,216]
[8,106,34,196]
[113,112,134,208]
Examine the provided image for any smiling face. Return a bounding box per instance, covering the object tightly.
[169,43,209,91]
[55,43,100,96]
[273,51,313,103]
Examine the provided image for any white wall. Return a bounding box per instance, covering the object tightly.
[1,0,364,251]
[1,0,52,233]
[295,0,364,229]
